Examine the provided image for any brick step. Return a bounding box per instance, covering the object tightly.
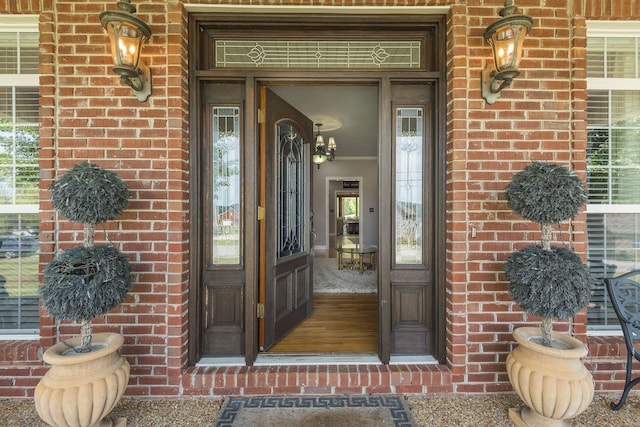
[182,364,452,396]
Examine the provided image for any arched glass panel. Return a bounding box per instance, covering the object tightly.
[277,123,306,258]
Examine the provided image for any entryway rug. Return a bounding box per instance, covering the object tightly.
[314,257,376,293]
[214,395,416,427]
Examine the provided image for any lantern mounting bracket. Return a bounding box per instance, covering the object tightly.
[481,67,516,104]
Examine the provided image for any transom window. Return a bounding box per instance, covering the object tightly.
[215,40,421,69]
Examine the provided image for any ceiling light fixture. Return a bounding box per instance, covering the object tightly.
[481,0,533,104]
[312,123,337,169]
[100,0,152,102]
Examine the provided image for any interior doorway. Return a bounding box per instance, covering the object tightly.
[263,88,379,357]
[332,179,363,256]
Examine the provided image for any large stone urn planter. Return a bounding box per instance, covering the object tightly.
[506,327,594,427]
[34,332,130,427]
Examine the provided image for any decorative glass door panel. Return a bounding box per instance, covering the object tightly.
[395,107,423,265]
[278,124,307,258]
[212,106,241,265]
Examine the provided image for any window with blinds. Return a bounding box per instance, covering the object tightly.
[0,17,39,336]
[586,22,640,331]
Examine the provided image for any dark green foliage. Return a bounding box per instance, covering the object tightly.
[505,161,587,224]
[50,162,130,224]
[41,245,132,322]
[506,245,592,320]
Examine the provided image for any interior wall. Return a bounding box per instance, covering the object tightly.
[328,180,341,235]
[312,158,379,250]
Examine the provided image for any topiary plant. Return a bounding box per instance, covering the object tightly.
[504,161,592,347]
[40,162,132,353]
[49,162,130,246]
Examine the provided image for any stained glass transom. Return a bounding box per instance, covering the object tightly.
[215,40,421,69]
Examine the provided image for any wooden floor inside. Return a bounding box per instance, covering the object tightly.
[267,293,378,354]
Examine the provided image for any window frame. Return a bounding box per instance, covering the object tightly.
[586,21,640,334]
[0,15,40,339]
[337,194,359,218]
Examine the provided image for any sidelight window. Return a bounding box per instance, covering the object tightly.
[211,106,241,265]
[394,107,424,265]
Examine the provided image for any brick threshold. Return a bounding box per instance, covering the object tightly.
[182,363,452,396]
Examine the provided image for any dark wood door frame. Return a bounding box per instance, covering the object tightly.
[187,14,447,366]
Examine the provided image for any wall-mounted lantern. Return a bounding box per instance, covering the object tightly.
[100,0,152,102]
[481,0,533,104]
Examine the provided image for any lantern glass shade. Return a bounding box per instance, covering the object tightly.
[487,22,530,79]
[313,151,327,166]
[105,22,145,75]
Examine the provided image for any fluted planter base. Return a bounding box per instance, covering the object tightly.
[509,407,570,427]
[506,327,593,427]
[35,332,130,427]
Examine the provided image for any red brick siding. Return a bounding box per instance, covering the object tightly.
[0,0,638,400]
[445,3,469,382]
[182,364,453,396]
[453,0,584,393]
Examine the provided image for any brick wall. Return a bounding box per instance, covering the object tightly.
[0,0,638,400]
[454,0,589,394]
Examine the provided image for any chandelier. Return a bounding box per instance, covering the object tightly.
[312,123,337,169]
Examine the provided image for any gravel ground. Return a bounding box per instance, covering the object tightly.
[1,394,639,426]
[407,395,640,427]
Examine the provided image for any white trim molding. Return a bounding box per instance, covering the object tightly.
[0,15,38,31]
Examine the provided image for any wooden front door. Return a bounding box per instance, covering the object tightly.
[258,87,314,351]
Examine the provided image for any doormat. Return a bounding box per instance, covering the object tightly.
[214,395,416,427]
